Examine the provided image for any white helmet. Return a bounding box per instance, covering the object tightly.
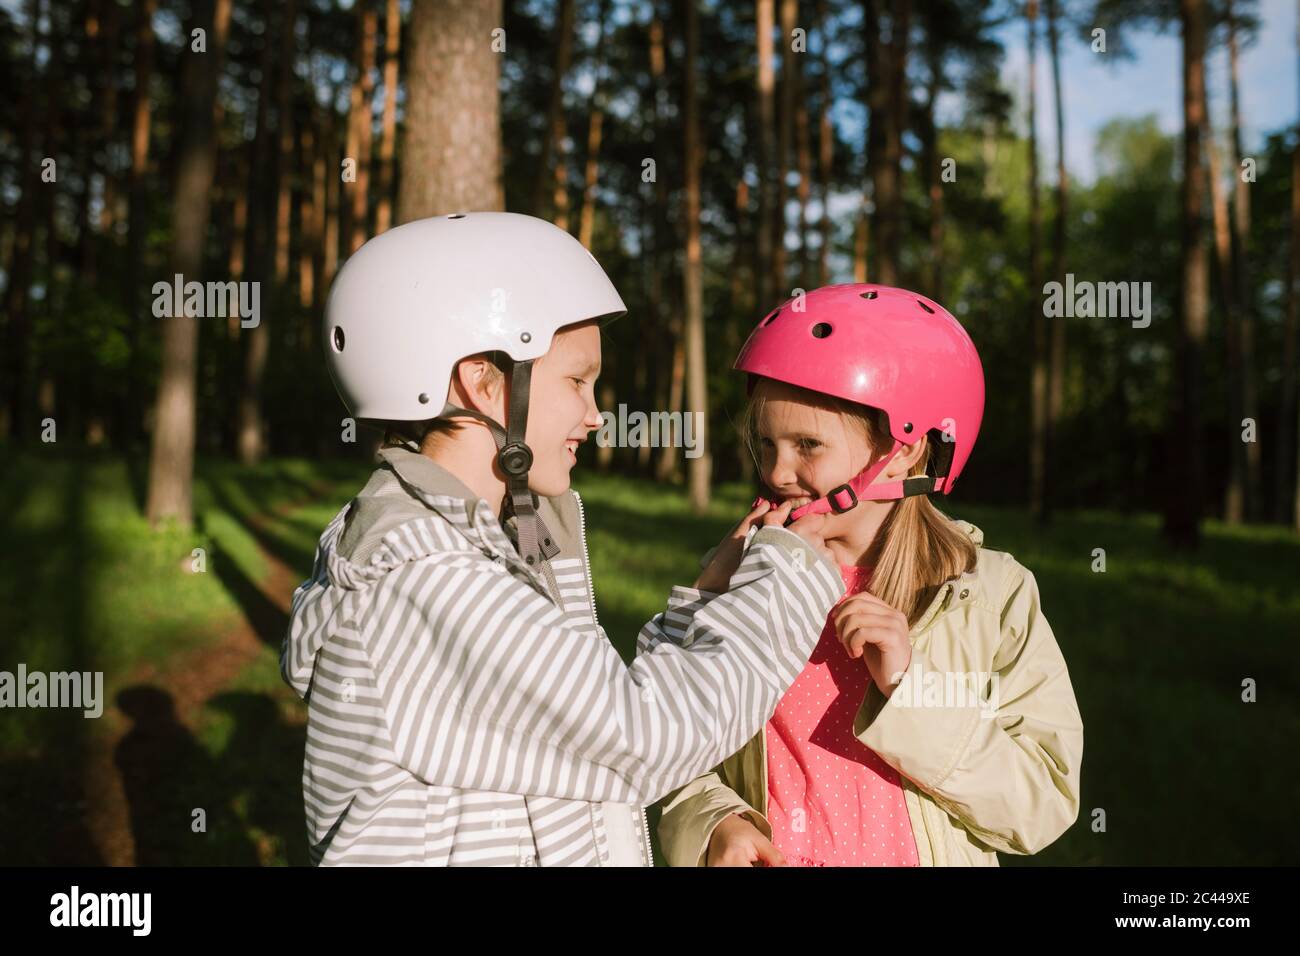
[324,211,626,422]
[323,211,627,567]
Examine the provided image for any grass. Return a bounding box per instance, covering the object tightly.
[0,449,368,863]
[2,450,1296,864]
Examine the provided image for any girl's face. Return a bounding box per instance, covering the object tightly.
[753,378,881,528]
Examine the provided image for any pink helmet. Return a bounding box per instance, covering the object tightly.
[734,283,984,521]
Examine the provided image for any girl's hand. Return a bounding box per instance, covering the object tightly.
[832,591,913,695]
[706,812,787,867]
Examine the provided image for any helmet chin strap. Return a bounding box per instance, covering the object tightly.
[780,439,944,525]
[438,359,561,569]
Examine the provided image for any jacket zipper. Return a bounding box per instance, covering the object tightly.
[573,489,656,868]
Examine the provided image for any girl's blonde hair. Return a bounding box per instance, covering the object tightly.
[738,379,978,625]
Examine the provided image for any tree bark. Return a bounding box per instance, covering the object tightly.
[144,0,232,526]
[1046,0,1067,522]
[1226,0,1260,519]
[1206,96,1244,523]
[375,0,402,235]
[347,1,377,251]
[238,0,298,466]
[398,0,503,221]
[579,0,612,250]
[1028,0,1048,522]
[817,0,833,286]
[756,0,776,307]
[534,0,575,225]
[1163,0,1209,548]
[683,0,710,512]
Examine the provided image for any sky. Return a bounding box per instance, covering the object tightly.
[995,0,1298,183]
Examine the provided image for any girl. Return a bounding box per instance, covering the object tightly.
[659,283,1084,867]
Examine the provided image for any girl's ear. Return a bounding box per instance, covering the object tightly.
[882,433,929,478]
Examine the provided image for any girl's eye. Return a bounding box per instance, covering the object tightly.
[798,438,822,451]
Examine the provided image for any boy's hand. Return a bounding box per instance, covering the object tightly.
[693,498,786,592]
[832,591,913,695]
[706,812,786,867]
[694,498,833,593]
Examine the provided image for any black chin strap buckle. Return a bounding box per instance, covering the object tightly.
[498,441,533,478]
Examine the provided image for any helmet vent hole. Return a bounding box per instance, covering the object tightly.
[331,327,345,352]
[917,300,935,314]
[860,290,878,300]
[811,322,833,339]
[447,213,467,220]
[760,309,780,327]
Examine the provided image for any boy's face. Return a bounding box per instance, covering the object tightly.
[522,320,604,496]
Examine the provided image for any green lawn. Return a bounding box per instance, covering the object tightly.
[2,451,1296,864]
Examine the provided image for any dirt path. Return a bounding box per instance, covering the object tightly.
[82,482,336,866]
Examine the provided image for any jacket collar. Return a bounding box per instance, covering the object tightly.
[376,444,483,503]
[373,443,582,569]
[907,517,985,636]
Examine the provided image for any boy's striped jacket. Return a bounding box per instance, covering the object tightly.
[281,445,842,865]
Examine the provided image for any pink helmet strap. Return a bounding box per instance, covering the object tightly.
[784,438,943,523]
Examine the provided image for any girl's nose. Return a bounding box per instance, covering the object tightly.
[767,450,799,491]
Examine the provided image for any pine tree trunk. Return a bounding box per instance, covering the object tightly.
[756,0,776,307]
[578,0,611,250]
[347,2,377,251]
[1207,105,1244,523]
[1,0,41,441]
[375,0,401,235]
[817,0,833,286]
[1226,1,1260,519]
[1046,0,1068,520]
[683,0,710,513]
[534,0,575,224]
[1164,0,1209,548]
[398,0,503,221]
[1028,0,1048,521]
[144,0,232,526]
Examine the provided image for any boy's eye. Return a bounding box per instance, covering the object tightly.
[571,377,587,388]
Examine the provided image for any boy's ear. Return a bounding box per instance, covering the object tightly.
[451,358,496,412]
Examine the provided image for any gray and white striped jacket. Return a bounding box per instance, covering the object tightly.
[282,445,841,865]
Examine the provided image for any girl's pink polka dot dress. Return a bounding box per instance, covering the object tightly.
[764,564,920,867]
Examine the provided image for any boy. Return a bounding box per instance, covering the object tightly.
[282,211,839,865]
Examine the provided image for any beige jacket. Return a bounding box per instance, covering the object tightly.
[657,522,1084,866]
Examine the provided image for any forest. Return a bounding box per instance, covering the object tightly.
[0,0,1297,867]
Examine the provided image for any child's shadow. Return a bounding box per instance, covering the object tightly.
[115,686,260,865]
